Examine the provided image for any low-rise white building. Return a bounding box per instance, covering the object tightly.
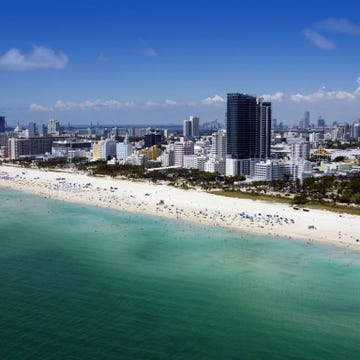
[204,157,226,175]
[254,160,291,181]
[183,155,198,169]
[290,160,312,181]
[226,158,256,177]
[126,153,148,166]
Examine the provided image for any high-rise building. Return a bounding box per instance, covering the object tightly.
[226,93,271,161]
[38,124,47,137]
[190,116,200,138]
[0,116,5,133]
[257,99,271,160]
[92,141,101,161]
[183,119,191,139]
[299,111,310,129]
[272,118,277,131]
[211,129,227,158]
[144,128,162,148]
[317,117,326,128]
[350,123,360,141]
[28,122,36,138]
[183,116,200,139]
[47,118,60,135]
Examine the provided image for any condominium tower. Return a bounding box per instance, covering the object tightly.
[226,93,271,160]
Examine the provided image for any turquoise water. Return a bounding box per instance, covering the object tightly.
[0,187,359,359]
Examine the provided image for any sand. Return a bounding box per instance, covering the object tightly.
[0,164,359,249]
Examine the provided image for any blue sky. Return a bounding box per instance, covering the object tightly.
[2,0,360,126]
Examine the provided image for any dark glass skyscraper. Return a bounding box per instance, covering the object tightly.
[226,93,271,160]
[144,129,162,148]
[0,116,5,133]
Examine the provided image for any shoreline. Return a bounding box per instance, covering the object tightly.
[1,165,359,250]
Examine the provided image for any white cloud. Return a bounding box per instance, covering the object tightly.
[29,78,360,115]
[202,95,225,105]
[164,99,177,105]
[29,103,53,112]
[288,89,356,102]
[302,29,336,50]
[55,99,70,110]
[53,99,134,111]
[261,92,286,102]
[0,45,68,71]
[316,18,360,35]
[146,99,177,107]
[262,79,360,104]
[145,100,161,107]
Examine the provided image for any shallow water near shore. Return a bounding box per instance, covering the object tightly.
[1,187,359,359]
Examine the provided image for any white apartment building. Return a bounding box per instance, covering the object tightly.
[126,153,148,166]
[226,158,256,177]
[183,155,198,169]
[290,160,312,181]
[211,129,227,158]
[196,155,207,171]
[254,160,291,181]
[204,157,226,174]
[100,138,117,160]
[161,150,174,167]
[289,140,310,160]
[116,135,133,160]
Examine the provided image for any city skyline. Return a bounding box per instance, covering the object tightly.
[2,0,360,125]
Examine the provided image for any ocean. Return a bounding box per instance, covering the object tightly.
[0,187,359,359]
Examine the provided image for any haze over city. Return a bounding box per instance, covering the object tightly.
[2,0,360,125]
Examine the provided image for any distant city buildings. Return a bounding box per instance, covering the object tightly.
[317,117,326,128]
[299,111,310,129]
[27,122,36,138]
[1,99,359,181]
[183,116,200,139]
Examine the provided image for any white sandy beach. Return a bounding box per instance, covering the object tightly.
[0,164,359,249]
